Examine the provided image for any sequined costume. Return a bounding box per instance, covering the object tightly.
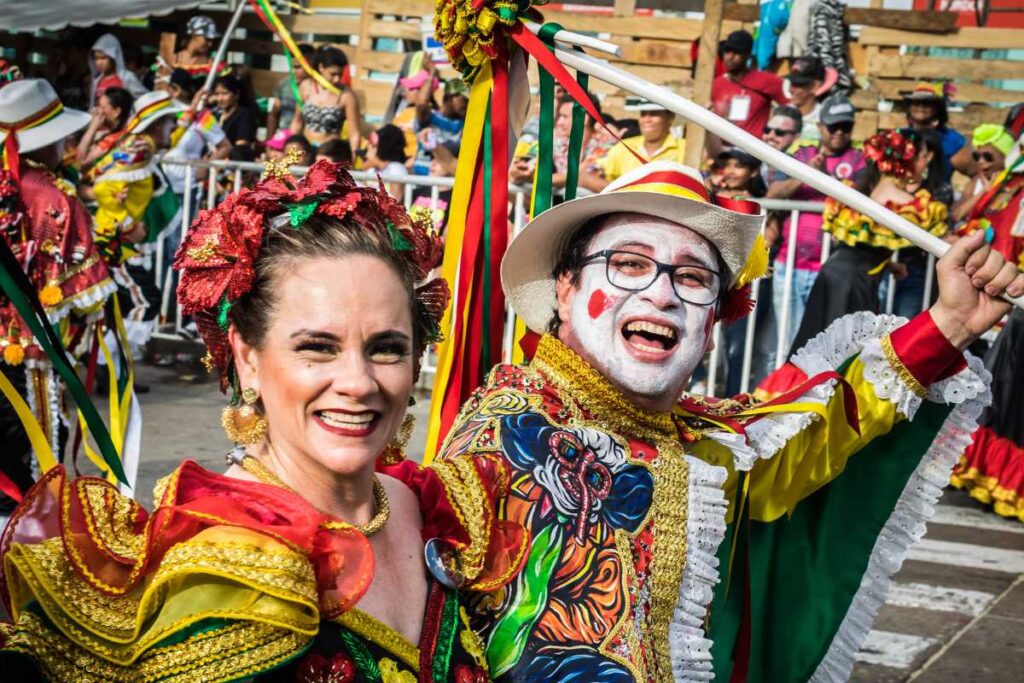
[0,162,115,503]
[440,311,988,682]
[950,169,1024,522]
[0,457,525,682]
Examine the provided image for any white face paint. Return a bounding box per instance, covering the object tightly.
[559,215,719,411]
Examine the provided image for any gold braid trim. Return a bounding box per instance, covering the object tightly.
[881,334,928,398]
[334,608,421,673]
[648,442,690,681]
[5,535,318,648]
[1,610,309,683]
[531,335,678,442]
[431,457,489,582]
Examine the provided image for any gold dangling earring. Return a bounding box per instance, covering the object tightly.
[379,412,415,466]
[222,387,268,445]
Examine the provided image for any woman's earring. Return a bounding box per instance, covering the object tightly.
[222,387,268,445]
[379,413,415,466]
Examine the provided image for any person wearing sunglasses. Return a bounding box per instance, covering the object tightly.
[952,124,1013,225]
[766,94,865,353]
[898,81,972,184]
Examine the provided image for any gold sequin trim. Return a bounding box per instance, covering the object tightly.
[430,457,489,582]
[79,479,144,561]
[1,609,309,683]
[531,335,679,442]
[881,333,928,398]
[334,608,421,673]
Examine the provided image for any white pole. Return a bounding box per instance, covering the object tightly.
[775,210,799,367]
[553,46,1024,310]
[200,1,248,99]
[885,250,899,315]
[707,322,722,396]
[923,253,936,314]
[740,277,761,393]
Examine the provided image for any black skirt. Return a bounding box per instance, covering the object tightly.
[979,307,1024,445]
[790,243,891,357]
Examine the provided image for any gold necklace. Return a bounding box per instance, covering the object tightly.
[240,455,390,537]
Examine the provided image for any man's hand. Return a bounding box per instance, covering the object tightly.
[930,230,1024,350]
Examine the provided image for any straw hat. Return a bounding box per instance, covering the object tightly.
[129,90,187,134]
[501,161,766,333]
[0,79,89,155]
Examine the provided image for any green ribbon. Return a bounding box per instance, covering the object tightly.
[532,22,563,218]
[0,241,127,484]
[287,200,318,228]
[481,97,494,379]
[563,61,589,202]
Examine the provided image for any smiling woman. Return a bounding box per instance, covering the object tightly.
[0,162,527,682]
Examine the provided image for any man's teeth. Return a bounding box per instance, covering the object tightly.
[318,411,375,427]
[624,321,677,340]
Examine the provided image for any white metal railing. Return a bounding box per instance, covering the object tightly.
[151,158,935,397]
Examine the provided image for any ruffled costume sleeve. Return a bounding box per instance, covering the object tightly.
[0,460,373,682]
[824,188,949,251]
[709,311,991,682]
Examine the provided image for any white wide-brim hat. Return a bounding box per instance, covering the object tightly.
[501,161,766,333]
[0,79,89,154]
[129,90,187,133]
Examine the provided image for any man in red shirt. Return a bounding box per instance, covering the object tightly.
[712,30,788,139]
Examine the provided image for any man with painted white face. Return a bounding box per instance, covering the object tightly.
[439,161,1019,682]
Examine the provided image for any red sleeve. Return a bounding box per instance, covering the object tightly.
[887,310,967,389]
[767,73,788,105]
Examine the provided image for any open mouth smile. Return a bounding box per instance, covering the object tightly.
[313,409,380,437]
[620,319,680,359]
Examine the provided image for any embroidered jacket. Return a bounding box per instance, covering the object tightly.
[438,311,989,682]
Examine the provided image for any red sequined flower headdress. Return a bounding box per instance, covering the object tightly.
[864,130,917,179]
[173,159,449,391]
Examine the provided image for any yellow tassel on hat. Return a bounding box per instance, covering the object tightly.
[734,233,770,289]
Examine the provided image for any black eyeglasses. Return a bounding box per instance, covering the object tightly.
[972,151,997,163]
[763,126,797,136]
[580,250,722,306]
[824,122,854,134]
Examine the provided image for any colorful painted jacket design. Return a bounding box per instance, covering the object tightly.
[86,133,157,265]
[438,311,989,682]
[0,458,527,683]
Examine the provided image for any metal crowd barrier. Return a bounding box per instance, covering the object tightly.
[153,158,936,397]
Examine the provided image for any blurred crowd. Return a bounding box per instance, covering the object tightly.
[2,18,1022,398]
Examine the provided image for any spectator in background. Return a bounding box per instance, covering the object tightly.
[789,130,948,352]
[388,52,439,171]
[316,138,353,165]
[899,81,971,183]
[76,86,134,167]
[783,56,836,142]
[714,148,774,393]
[711,30,788,139]
[584,97,684,190]
[153,15,222,92]
[412,139,458,234]
[952,124,1014,225]
[365,124,409,199]
[291,46,361,154]
[767,94,864,351]
[761,105,802,188]
[284,134,314,167]
[89,34,148,107]
[273,43,315,131]
[891,127,953,318]
[212,74,258,155]
[414,66,469,155]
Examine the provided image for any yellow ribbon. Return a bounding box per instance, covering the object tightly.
[0,367,57,473]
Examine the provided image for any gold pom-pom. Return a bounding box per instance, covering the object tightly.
[3,343,25,366]
[38,283,63,307]
[734,233,770,289]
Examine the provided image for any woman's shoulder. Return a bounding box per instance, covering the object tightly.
[0,462,372,683]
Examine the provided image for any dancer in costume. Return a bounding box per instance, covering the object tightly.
[786,130,949,355]
[0,160,526,681]
[950,125,1024,522]
[437,161,1017,681]
[0,79,114,509]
